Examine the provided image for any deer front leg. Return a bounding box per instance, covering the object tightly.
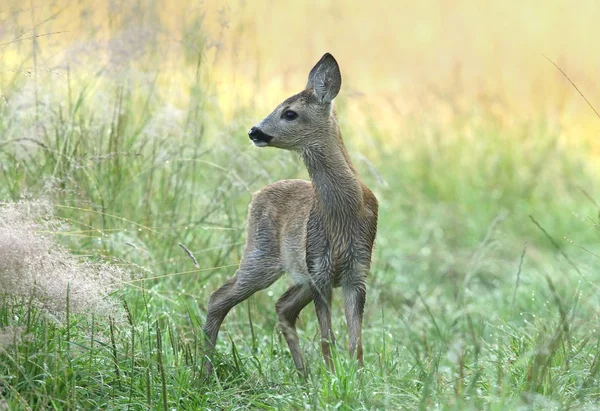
[311,283,336,371]
[343,282,366,367]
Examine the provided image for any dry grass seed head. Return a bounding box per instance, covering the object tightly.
[0,200,125,320]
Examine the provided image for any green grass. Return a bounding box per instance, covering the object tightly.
[2,24,600,411]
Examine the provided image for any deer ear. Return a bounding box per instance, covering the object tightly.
[306,53,342,104]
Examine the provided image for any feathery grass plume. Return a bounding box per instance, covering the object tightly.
[0,200,125,319]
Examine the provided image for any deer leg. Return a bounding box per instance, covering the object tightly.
[311,284,336,371]
[343,283,366,367]
[202,261,282,375]
[275,283,313,375]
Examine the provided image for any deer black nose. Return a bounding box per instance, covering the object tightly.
[247,126,273,147]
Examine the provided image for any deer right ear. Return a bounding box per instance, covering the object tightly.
[306,53,342,104]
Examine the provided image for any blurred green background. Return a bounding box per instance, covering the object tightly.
[1,1,599,409]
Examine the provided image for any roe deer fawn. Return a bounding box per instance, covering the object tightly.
[202,53,378,375]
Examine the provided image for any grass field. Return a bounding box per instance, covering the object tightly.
[1,1,600,409]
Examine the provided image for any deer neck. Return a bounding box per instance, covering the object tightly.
[302,129,363,222]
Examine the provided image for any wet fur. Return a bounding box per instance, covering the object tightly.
[202,53,379,375]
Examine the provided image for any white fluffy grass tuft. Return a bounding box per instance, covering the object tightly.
[0,200,125,319]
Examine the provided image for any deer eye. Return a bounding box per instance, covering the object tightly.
[282,110,298,121]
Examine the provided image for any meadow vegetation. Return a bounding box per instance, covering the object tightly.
[1,1,599,409]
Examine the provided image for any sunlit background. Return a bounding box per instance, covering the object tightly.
[2,0,600,152]
[1,1,600,408]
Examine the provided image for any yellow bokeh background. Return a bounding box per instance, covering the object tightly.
[1,0,599,154]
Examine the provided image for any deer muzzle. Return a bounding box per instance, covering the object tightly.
[248,126,273,147]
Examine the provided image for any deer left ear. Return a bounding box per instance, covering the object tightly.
[306,53,342,104]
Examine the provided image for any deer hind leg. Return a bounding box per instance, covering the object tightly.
[202,257,282,375]
[275,283,312,375]
[342,282,366,367]
[311,283,336,371]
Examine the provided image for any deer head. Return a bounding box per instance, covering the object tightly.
[248,53,342,152]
